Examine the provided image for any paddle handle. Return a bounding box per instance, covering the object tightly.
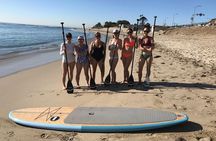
[82,24,88,47]
[61,22,70,80]
[130,19,139,74]
[105,26,109,45]
[152,16,157,39]
[104,26,109,60]
[82,23,94,79]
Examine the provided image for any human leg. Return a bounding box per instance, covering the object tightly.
[84,62,90,86]
[68,61,75,81]
[125,57,132,82]
[76,63,82,88]
[145,56,153,83]
[91,59,97,81]
[98,59,105,83]
[138,57,145,83]
[121,57,127,82]
[111,59,118,83]
[62,63,68,89]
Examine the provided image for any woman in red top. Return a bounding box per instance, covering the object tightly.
[138,27,154,85]
[121,28,135,83]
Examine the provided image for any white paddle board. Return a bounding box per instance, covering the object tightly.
[9,107,188,132]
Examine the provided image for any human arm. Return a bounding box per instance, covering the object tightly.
[60,43,66,55]
[108,39,113,50]
[89,41,94,55]
[138,37,153,52]
[117,39,122,50]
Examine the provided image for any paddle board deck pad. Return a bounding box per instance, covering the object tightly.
[9,107,188,132]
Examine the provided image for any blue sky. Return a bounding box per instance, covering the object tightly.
[0,0,215,27]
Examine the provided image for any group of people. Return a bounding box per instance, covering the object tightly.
[60,26,154,90]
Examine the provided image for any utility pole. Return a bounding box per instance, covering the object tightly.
[191,5,202,25]
[172,13,178,26]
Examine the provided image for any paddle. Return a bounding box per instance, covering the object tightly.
[82,23,96,89]
[152,16,157,39]
[104,24,122,85]
[60,22,73,94]
[128,19,139,86]
[103,26,109,61]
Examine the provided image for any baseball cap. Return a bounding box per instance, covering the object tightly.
[77,36,84,40]
[113,29,119,34]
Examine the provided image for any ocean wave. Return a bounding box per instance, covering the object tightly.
[0,42,60,60]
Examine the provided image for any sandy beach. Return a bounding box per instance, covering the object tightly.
[0,26,216,141]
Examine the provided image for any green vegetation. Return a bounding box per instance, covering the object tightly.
[92,20,130,28]
[92,22,103,28]
[92,15,149,29]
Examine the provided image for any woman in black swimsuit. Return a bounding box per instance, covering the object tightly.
[90,32,106,83]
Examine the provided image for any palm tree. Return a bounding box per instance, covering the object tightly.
[139,15,148,26]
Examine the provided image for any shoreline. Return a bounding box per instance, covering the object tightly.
[0,34,96,78]
[0,49,60,78]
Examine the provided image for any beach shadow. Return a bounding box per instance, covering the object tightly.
[94,81,216,93]
[147,121,202,133]
[129,121,203,134]
[95,82,153,92]
[150,81,216,90]
[74,81,216,95]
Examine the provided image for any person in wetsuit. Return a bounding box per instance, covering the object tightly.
[121,28,136,83]
[138,27,154,85]
[89,32,106,83]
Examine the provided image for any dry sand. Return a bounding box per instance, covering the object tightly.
[0,26,216,141]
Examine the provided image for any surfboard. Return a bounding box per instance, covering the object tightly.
[9,107,188,132]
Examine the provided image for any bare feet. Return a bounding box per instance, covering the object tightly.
[62,86,66,90]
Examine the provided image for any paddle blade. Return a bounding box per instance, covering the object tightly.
[90,78,96,89]
[127,75,134,86]
[143,81,150,88]
[66,80,74,94]
[104,74,111,85]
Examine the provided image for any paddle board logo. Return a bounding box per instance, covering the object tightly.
[34,107,62,121]
[50,116,60,121]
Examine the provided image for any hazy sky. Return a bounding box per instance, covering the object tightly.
[0,0,215,27]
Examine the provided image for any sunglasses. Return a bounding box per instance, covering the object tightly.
[95,35,101,38]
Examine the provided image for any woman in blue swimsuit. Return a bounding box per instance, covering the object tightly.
[74,36,89,88]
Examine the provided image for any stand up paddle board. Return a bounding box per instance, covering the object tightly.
[9,107,188,132]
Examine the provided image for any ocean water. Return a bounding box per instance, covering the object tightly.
[0,22,95,77]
